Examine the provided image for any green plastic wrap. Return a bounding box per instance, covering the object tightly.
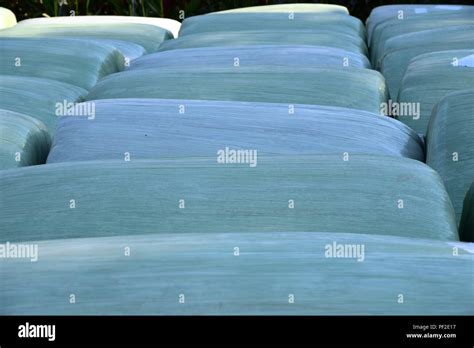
[0,75,87,134]
[426,89,474,227]
[0,232,471,314]
[129,45,371,71]
[0,109,51,169]
[179,13,365,39]
[16,15,181,38]
[366,4,474,43]
[0,38,125,90]
[459,183,474,242]
[0,21,173,53]
[380,25,474,99]
[397,50,474,134]
[157,30,368,56]
[86,68,387,114]
[0,156,458,242]
[46,99,424,163]
[0,7,16,29]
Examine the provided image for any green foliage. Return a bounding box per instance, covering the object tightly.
[1,1,472,24]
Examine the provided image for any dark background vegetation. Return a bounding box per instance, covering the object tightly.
[1,0,473,23]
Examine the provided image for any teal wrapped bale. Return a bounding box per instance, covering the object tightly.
[398,50,474,134]
[459,183,474,242]
[0,75,87,134]
[0,109,51,169]
[215,3,349,15]
[16,15,181,38]
[157,30,368,56]
[0,22,173,54]
[0,156,458,242]
[0,232,471,315]
[426,89,474,227]
[380,25,474,99]
[370,14,474,65]
[0,38,125,90]
[179,13,365,39]
[366,4,474,43]
[0,7,16,29]
[46,99,424,163]
[86,68,387,114]
[129,45,371,71]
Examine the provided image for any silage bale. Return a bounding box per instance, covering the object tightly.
[86,68,387,114]
[379,25,474,99]
[215,3,349,15]
[0,155,457,242]
[179,13,365,39]
[0,38,125,90]
[47,99,424,163]
[426,89,474,227]
[366,4,474,42]
[459,183,474,242]
[0,7,16,29]
[16,15,181,38]
[0,22,173,54]
[397,50,474,134]
[129,45,371,71]
[157,30,368,56]
[1,232,471,315]
[0,109,51,169]
[370,13,474,65]
[0,75,87,134]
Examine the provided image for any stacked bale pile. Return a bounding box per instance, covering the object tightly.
[369,4,474,242]
[0,16,176,169]
[0,4,472,314]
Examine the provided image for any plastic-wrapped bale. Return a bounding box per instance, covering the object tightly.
[0,75,87,134]
[0,155,457,242]
[426,89,474,227]
[370,13,474,65]
[129,45,371,71]
[47,99,424,163]
[15,15,181,38]
[366,4,474,43]
[0,7,16,29]
[1,232,472,315]
[459,183,474,242]
[86,68,387,114]
[0,38,125,90]
[216,3,349,15]
[157,30,368,56]
[398,51,474,134]
[179,13,365,39]
[0,109,51,169]
[380,25,474,99]
[0,22,173,54]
